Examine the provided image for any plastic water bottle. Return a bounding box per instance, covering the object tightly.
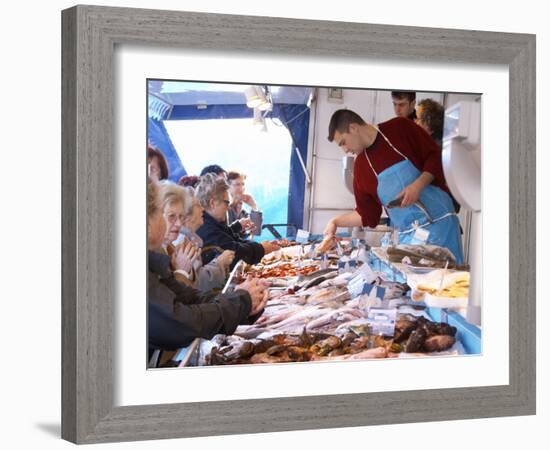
[380,232,391,248]
[391,228,400,246]
[357,243,370,265]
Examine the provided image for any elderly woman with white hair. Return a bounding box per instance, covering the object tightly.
[176,185,235,290]
[158,182,199,281]
[158,182,234,290]
[195,174,280,268]
[147,177,268,357]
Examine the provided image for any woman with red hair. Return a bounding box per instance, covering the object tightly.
[147,144,169,181]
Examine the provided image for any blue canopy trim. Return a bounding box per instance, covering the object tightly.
[168,104,254,120]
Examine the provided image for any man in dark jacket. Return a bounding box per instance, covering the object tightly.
[148,251,267,353]
[195,173,280,267]
[391,91,417,120]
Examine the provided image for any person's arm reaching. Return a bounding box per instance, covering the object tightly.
[148,290,253,350]
[200,222,265,265]
[317,211,363,253]
[323,210,363,237]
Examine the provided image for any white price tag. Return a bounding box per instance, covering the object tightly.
[295,229,310,244]
[358,283,387,310]
[347,265,378,297]
[367,307,397,336]
[411,227,430,244]
[357,260,377,281]
[348,275,367,298]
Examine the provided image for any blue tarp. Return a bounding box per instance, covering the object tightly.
[147,118,187,183]
[278,104,310,230]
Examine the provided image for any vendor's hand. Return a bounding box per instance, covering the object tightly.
[239,217,255,231]
[216,250,235,271]
[261,241,281,255]
[171,241,196,273]
[398,181,422,207]
[323,219,337,238]
[277,238,289,247]
[317,235,336,253]
[237,277,268,316]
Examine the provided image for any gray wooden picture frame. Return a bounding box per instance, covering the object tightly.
[61,5,536,444]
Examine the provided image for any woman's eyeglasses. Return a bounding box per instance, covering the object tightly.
[164,213,184,224]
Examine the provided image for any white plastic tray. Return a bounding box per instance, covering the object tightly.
[423,292,468,309]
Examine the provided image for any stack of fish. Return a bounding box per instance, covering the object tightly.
[196,244,461,366]
[206,313,459,366]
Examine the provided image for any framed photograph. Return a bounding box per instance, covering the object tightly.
[62,5,535,444]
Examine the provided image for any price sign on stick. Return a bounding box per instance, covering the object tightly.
[295,229,310,244]
[358,283,387,310]
[361,283,386,301]
[222,260,244,294]
[347,264,378,297]
[338,258,357,273]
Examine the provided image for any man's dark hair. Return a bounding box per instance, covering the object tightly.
[391,91,416,102]
[327,109,366,142]
[177,175,200,188]
[418,98,444,139]
[199,164,226,177]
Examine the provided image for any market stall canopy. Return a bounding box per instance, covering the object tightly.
[147,81,313,231]
[148,81,313,118]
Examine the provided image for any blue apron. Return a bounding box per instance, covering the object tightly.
[364,128,464,263]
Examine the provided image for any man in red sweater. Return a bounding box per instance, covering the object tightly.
[324,109,463,262]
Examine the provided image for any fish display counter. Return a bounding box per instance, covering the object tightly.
[176,241,481,367]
